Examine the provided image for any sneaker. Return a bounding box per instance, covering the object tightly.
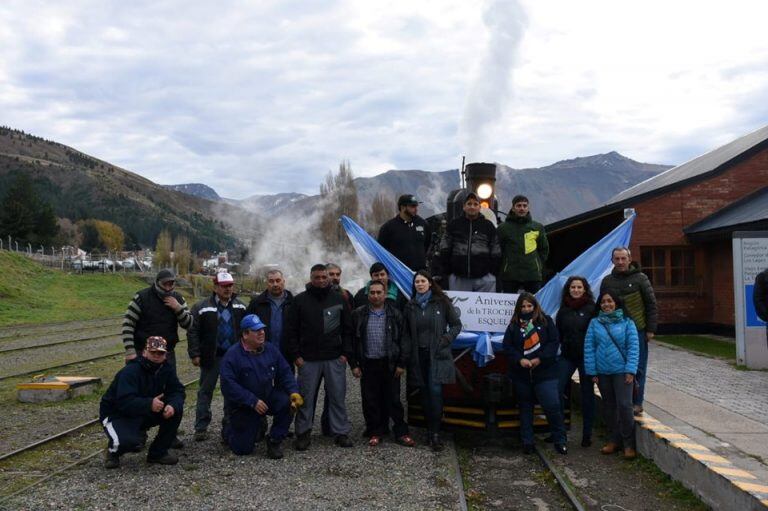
[294,431,311,451]
[633,405,643,416]
[623,447,637,460]
[104,451,120,469]
[171,436,185,449]
[193,431,208,442]
[266,439,284,459]
[522,444,534,455]
[555,444,568,455]
[396,434,416,447]
[601,442,619,455]
[147,453,179,465]
[335,434,353,448]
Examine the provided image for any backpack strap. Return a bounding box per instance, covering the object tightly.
[598,321,627,364]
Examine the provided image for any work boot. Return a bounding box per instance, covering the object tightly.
[294,431,311,451]
[601,442,619,455]
[266,439,284,459]
[147,453,179,465]
[104,451,120,469]
[194,430,208,442]
[335,434,353,448]
[430,433,444,452]
[623,447,637,460]
[581,436,592,448]
[171,436,185,449]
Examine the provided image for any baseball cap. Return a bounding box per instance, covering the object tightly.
[146,336,168,352]
[155,269,176,285]
[215,271,235,285]
[397,194,420,207]
[240,314,266,332]
[464,191,479,203]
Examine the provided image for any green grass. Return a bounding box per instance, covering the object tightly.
[628,456,710,510]
[655,334,736,361]
[0,251,147,326]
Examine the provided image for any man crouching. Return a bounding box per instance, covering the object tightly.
[100,336,185,469]
[220,314,303,459]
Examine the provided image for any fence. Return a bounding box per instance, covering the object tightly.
[0,235,152,274]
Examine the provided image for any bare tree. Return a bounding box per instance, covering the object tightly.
[173,234,192,276]
[319,160,359,251]
[154,229,172,269]
[365,193,396,235]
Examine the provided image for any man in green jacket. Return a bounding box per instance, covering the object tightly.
[599,247,658,416]
[497,195,549,293]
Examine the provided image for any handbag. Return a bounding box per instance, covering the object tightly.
[598,322,640,398]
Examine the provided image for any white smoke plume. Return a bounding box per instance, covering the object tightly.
[459,0,528,161]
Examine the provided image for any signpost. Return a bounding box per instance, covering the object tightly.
[732,232,768,368]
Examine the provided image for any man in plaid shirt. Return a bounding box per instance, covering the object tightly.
[350,280,415,447]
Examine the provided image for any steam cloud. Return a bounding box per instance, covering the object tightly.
[459,0,528,161]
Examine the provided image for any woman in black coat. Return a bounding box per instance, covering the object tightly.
[503,292,567,455]
[556,276,597,447]
[402,270,462,451]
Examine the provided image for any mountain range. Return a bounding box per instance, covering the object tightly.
[176,153,671,224]
[0,125,671,251]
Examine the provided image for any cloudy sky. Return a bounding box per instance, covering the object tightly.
[1,0,767,199]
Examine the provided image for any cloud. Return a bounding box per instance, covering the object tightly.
[0,0,767,200]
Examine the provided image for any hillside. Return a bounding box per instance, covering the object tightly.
[0,127,255,251]
[0,251,146,326]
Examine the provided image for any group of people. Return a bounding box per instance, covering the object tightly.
[100,194,656,470]
[505,245,656,459]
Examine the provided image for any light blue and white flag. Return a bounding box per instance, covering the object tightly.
[534,213,636,317]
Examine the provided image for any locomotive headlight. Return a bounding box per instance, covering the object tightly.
[476,183,493,200]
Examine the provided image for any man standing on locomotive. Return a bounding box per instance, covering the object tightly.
[497,195,549,294]
[377,194,432,271]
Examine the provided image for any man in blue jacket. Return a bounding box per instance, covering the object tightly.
[99,336,185,469]
[220,314,303,459]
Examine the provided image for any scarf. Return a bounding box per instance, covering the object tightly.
[518,312,540,356]
[416,291,432,310]
[563,295,590,310]
[597,309,625,324]
[139,356,163,373]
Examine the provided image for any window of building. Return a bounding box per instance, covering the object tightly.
[640,247,695,288]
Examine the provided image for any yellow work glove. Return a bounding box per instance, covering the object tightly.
[290,393,304,411]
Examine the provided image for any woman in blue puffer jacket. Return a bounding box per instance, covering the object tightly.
[583,290,639,459]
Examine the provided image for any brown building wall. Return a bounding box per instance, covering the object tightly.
[626,147,768,327]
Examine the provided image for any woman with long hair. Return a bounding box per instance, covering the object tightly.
[403,270,462,451]
[584,291,639,459]
[556,276,597,447]
[503,292,567,455]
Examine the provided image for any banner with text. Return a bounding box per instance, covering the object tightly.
[446,291,519,333]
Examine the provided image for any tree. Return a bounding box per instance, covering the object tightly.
[173,234,192,276]
[0,173,39,241]
[93,220,125,252]
[319,160,359,251]
[365,193,395,235]
[154,229,172,269]
[79,220,102,251]
[31,202,59,245]
[54,218,82,247]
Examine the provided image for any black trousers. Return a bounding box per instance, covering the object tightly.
[102,409,183,458]
[360,358,409,437]
[500,280,542,294]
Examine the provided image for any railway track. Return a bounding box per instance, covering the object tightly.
[0,332,119,354]
[0,378,200,503]
[0,316,122,341]
[0,340,187,382]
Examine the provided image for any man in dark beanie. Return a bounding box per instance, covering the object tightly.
[121,268,193,368]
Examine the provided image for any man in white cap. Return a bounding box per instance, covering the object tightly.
[100,336,185,468]
[188,271,248,442]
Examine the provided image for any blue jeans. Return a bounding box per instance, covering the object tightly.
[225,391,291,455]
[513,377,566,446]
[418,348,444,433]
[557,358,595,439]
[634,331,648,406]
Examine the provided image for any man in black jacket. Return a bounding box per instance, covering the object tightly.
[377,194,431,271]
[353,262,408,310]
[188,271,248,442]
[100,336,185,469]
[246,269,294,359]
[286,264,354,450]
[439,192,501,292]
[351,281,414,447]
[121,268,192,367]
